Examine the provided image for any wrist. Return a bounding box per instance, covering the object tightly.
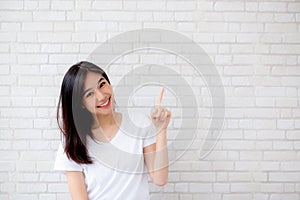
[156,127,167,132]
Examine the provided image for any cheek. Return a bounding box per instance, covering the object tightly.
[82,98,95,109]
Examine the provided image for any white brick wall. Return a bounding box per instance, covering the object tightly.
[0,0,299,199]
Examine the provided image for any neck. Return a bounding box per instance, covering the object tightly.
[93,112,117,129]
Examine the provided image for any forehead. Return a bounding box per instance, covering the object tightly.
[83,71,103,89]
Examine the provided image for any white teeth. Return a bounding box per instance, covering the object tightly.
[99,99,109,107]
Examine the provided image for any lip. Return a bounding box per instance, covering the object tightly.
[97,97,111,109]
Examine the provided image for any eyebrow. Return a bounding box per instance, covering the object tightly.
[82,77,104,96]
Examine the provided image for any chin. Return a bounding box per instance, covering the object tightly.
[95,108,114,116]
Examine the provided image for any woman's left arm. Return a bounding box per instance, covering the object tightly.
[143,88,171,186]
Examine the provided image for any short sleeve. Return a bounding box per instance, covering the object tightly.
[53,142,83,172]
[143,134,156,147]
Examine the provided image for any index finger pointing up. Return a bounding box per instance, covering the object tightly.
[156,87,164,106]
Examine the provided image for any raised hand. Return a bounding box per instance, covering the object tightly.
[151,87,171,131]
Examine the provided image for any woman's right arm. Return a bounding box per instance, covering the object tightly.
[65,171,89,200]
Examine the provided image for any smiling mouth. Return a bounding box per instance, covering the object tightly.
[96,97,111,108]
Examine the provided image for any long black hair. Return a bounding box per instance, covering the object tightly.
[57,61,111,164]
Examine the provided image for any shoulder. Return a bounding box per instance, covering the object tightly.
[54,142,84,172]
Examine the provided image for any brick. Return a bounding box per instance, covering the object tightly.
[174,183,188,192]
[17,32,38,42]
[39,173,60,182]
[281,162,300,171]
[51,1,74,10]
[75,22,106,31]
[232,77,251,86]
[180,172,215,182]
[0,151,18,161]
[0,11,32,22]
[175,12,194,21]
[235,161,259,171]
[102,11,135,21]
[269,172,300,182]
[245,108,279,118]
[0,161,15,172]
[257,130,285,139]
[0,97,10,106]
[0,1,23,10]
[213,183,229,193]
[10,119,33,129]
[48,183,68,192]
[18,54,48,64]
[224,66,253,75]
[53,22,74,31]
[264,151,296,161]
[246,2,258,11]
[224,13,256,22]
[288,3,300,12]
[223,141,255,150]
[224,194,251,200]
[271,194,299,199]
[92,1,123,10]
[167,1,195,11]
[63,44,80,53]
[286,130,300,139]
[240,151,263,160]
[261,183,283,192]
[71,32,95,42]
[231,183,260,192]
[20,151,53,161]
[22,22,52,31]
[266,24,298,33]
[16,160,37,171]
[38,32,72,43]
[274,14,295,22]
[29,140,51,150]
[0,32,16,42]
[0,75,16,85]
[17,183,46,193]
[11,194,38,200]
[214,2,244,11]
[198,22,228,32]
[10,172,38,182]
[33,11,65,21]
[24,0,38,10]
[38,194,56,200]
[49,54,78,64]
[259,2,286,12]
[212,161,234,170]
[255,87,286,97]
[237,33,260,43]
[0,141,11,150]
[135,12,153,21]
[1,182,15,193]
[189,183,212,193]
[281,77,300,86]
[255,97,275,107]
[277,119,294,129]
[0,44,10,53]
[1,108,36,118]
[241,23,264,32]
[14,129,42,139]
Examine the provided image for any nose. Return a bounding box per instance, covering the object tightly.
[95,88,105,102]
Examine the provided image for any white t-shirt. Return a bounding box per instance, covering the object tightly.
[54,112,156,200]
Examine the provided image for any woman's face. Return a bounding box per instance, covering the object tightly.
[81,71,114,116]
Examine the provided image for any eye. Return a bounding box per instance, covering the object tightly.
[98,81,106,88]
[86,91,94,98]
